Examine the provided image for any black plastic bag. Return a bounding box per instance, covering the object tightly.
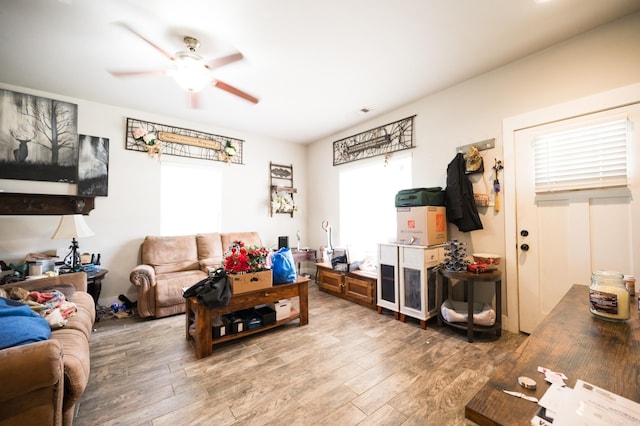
[182,267,231,308]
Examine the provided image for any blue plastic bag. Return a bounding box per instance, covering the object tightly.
[271,247,297,284]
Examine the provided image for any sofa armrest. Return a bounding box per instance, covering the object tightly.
[130,265,157,318]
[0,340,64,422]
[17,272,88,293]
[129,264,156,288]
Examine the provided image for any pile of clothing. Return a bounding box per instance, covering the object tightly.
[0,286,77,329]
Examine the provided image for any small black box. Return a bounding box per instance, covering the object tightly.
[235,309,263,330]
[278,236,289,249]
[255,306,276,326]
[239,309,262,329]
[212,315,229,339]
[225,314,246,333]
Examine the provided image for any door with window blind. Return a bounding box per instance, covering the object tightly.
[514,104,640,333]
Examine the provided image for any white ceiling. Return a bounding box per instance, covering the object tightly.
[1,0,639,144]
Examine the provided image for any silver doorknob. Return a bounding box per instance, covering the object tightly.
[520,243,530,251]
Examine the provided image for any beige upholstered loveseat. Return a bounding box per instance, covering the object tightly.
[130,232,262,318]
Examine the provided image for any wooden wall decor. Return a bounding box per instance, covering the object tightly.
[333,115,415,166]
[125,118,244,164]
[270,162,297,217]
[0,193,95,215]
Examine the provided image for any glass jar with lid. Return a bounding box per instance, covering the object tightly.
[589,270,629,321]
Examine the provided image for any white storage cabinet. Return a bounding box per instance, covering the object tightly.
[377,243,400,317]
[399,245,443,329]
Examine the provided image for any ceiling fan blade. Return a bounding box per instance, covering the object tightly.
[115,22,176,62]
[109,70,167,77]
[188,91,201,109]
[213,80,259,104]
[207,52,244,70]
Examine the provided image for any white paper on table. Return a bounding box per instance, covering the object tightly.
[536,384,574,422]
[551,380,640,425]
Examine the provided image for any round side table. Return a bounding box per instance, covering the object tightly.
[86,268,108,309]
[437,269,502,342]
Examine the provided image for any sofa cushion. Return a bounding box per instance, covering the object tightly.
[31,283,76,300]
[156,270,207,307]
[63,292,95,339]
[0,297,51,349]
[142,235,200,274]
[221,232,263,252]
[196,232,224,265]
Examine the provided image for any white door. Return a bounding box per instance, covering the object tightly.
[515,104,640,333]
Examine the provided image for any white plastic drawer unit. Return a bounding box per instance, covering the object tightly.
[402,245,442,269]
[399,245,442,322]
[377,244,400,312]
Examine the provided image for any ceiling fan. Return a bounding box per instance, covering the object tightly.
[109,23,259,107]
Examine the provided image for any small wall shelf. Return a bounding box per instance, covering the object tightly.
[270,163,297,217]
[0,193,95,215]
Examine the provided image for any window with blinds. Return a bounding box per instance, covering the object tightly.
[534,119,629,193]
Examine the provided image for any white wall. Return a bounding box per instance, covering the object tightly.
[0,86,307,305]
[307,12,640,329]
[2,12,639,316]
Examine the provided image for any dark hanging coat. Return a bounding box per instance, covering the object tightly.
[445,153,483,232]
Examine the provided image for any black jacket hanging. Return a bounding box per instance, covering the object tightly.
[445,153,483,232]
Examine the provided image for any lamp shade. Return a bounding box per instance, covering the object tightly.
[51,215,95,239]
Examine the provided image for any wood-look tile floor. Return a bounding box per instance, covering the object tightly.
[75,281,527,426]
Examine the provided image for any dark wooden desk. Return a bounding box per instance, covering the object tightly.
[465,284,640,425]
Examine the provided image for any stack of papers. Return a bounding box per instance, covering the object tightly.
[531,380,640,425]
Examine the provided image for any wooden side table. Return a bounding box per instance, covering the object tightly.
[85,269,108,309]
[291,249,317,275]
[437,269,502,342]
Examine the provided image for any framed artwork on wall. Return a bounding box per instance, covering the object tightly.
[77,134,109,196]
[0,89,78,182]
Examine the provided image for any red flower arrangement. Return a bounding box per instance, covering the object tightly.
[223,240,270,273]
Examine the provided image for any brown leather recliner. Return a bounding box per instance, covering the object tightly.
[129,232,262,318]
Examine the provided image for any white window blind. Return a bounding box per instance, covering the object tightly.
[534,119,629,193]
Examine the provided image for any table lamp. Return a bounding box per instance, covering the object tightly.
[51,214,94,272]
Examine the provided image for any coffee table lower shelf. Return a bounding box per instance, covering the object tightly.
[185,277,309,359]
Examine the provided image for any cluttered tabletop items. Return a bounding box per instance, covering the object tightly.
[465,284,640,425]
[1,252,102,284]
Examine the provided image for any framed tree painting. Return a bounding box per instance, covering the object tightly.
[77,134,109,196]
[0,89,78,182]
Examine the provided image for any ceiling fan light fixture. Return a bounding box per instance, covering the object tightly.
[171,51,211,92]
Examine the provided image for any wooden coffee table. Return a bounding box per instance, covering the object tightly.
[185,276,309,359]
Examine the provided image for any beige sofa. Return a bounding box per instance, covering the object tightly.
[0,272,95,426]
[130,232,262,318]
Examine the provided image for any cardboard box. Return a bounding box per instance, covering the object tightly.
[268,299,291,321]
[397,206,447,245]
[229,270,273,295]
